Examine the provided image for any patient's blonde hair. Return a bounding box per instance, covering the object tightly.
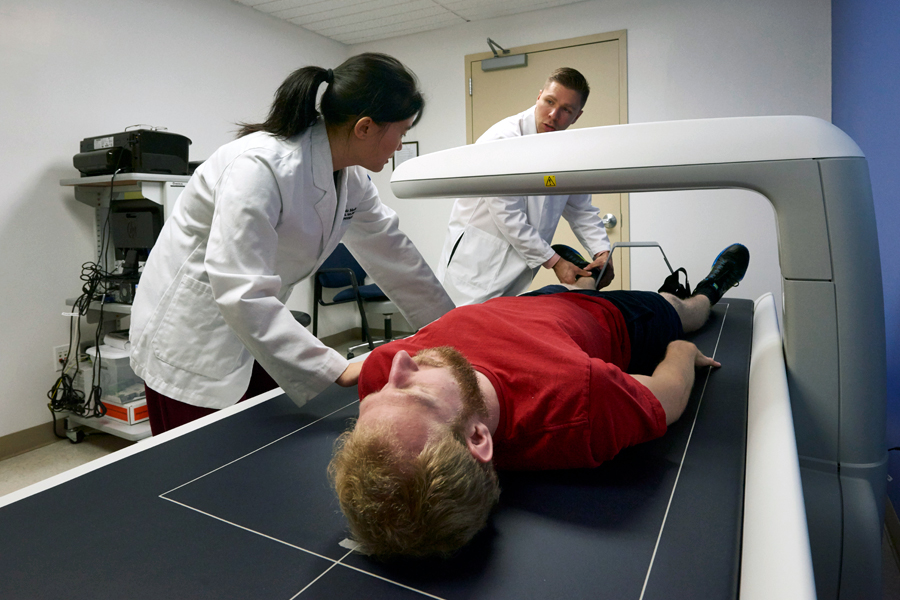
[328,421,500,558]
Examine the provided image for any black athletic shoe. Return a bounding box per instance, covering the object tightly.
[551,244,600,278]
[692,243,750,305]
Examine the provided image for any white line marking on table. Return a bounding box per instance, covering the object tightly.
[638,302,730,600]
[160,400,359,497]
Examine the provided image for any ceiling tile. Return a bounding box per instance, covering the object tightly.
[232,0,586,45]
[303,5,448,33]
[275,0,413,22]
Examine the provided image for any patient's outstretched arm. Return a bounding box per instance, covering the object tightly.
[630,340,720,425]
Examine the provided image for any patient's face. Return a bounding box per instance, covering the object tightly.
[356,348,485,458]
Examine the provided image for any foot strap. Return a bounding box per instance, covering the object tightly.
[658,267,691,299]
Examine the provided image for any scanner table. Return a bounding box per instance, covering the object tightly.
[0,300,750,600]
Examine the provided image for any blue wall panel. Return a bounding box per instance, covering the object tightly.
[832,0,900,509]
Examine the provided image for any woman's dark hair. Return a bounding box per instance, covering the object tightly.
[237,53,425,138]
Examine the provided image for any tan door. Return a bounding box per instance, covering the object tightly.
[465,31,630,290]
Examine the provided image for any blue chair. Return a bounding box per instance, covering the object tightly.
[312,244,396,358]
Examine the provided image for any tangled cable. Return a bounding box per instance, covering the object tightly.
[48,168,126,438]
[47,261,111,438]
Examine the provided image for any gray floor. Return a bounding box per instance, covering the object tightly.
[0,433,134,498]
[2,333,899,598]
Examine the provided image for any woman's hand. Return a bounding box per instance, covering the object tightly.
[336,361,363,387]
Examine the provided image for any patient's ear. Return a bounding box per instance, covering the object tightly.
[466,422,493,464]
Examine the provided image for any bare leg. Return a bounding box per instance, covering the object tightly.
[659,292,711,333]
[552,278,597,291]
[572,276,597,290]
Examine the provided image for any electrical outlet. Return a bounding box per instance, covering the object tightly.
[53,345,69,372]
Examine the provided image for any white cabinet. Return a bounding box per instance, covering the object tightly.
[57,173,190,441]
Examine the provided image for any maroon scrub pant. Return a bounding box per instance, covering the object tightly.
[144,361,278,436]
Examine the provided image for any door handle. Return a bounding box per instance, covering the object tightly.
[600,213,618,229]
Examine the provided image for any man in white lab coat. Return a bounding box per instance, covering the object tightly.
[436,68,613,306]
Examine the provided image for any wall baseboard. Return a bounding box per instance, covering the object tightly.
[319,327,413,350]
[319,328,365,348]
[0,421,60,463]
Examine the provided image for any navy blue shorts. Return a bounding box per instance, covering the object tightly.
[521,286,685,375]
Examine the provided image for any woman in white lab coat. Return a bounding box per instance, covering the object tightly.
[129,53,454,434]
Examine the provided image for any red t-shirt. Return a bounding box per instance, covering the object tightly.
[357,293,667,470]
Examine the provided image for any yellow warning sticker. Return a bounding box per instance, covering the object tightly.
[544,175,557,187]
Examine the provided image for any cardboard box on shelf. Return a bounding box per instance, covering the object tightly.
[100,399,148,425]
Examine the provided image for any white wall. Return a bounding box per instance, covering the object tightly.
[0,0,347,438]
[357,0,830,315]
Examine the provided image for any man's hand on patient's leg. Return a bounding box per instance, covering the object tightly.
[553,258,592,284]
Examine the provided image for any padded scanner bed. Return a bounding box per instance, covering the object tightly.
[0,117,884,599]
[0,299,751,600]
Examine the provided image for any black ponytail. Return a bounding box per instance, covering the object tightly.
[237,53,424,139]
[237,67,328,138]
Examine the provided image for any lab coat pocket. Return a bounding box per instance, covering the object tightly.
[152,276,246,379]
[445,226,509,297]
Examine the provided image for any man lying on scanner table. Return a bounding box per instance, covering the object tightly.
[329,244,750,558]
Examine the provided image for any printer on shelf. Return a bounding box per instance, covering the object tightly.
[73,128,191,177]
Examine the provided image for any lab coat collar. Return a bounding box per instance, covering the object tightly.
[310,120,348,253]
[310,118,338,198]
[523,105,538,136]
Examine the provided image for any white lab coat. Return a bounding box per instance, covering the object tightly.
[130,121,454,410]
[437,106,611,306]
